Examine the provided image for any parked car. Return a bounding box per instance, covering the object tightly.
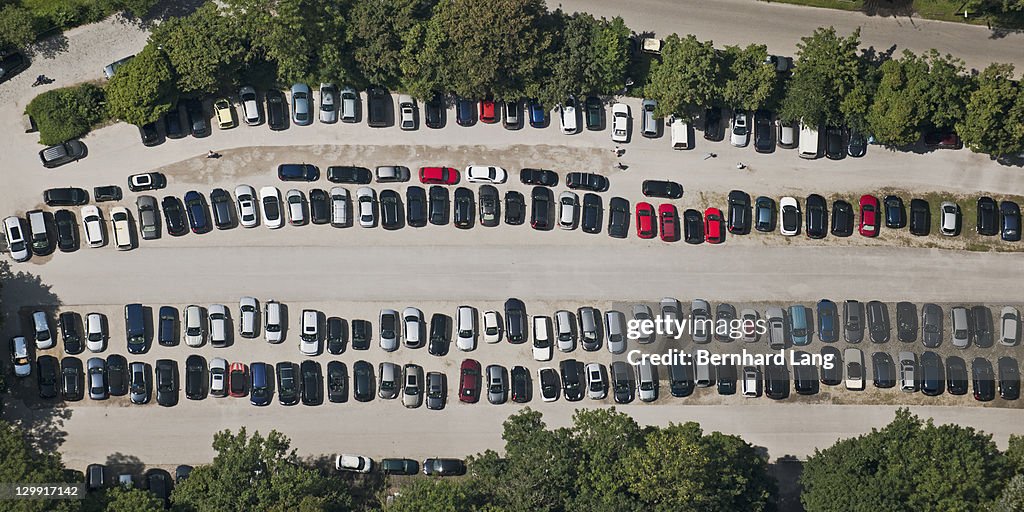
[520,168,558,187]
[1001,201,1021,241]
[940,201,960,236]
[704,207,724,244]
[214,98,236,129]
[641,99,658,137]
[730,111,749,147]
[39,141,88,168]
[266,90,286,130]
[611,103,629,142]
[909,198,930,236]
[328,166,373,184]
[44,187,89,206]
[805,194,827,239]
[319,83,338,124]
[290,83,312,126]
[184,98,209,137]
[858,195,880,237]
[238,85,262,125]
[642,180,683,199]
[884,195,906,229]
[727,190,751,234]
[459,359,481,403]
[831,200,854,237]
[559,96,578,134]
[779,197,800,236]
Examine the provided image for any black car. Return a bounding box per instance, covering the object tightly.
[367,87,389,127]
[61,357,84,401]
[93,185,122,202]
[183,191,211,234]
[820,347,842,386]
[406,186,427,227]
[817,300,839,342]
[920,351,943,396]
[164,108,185,139]
[669,362,694,397]
[326,317,347,355]
[423,458,466,477]
[972,306,993,348]
[560,359,584,402]
[847,131,867,157]
[145,469,173,506]
[38,355,59,399]
[327,166,372,184]
[825,126,844,160]
[277,362,299,405]
[429,185,449,225]
[921,303,943,348]
[425,93,444,129]
[717,364,738,395]
[884,195,906,229]
[683,209,704,244]
[60,311,83,355]
[210,188,234,229]
[106,354,128,396]
[872,352,896,388]
[379,189,401,230]
[504,298,527,344]
[607,197,629,239]
[0,50,29,84]
[805,194,828,239]
[158,306,177,346]
[428,313,450,356]
[155,359,178,407]
[866,301,890,343]
[896,302,917,343]
[764,362,789,399]
[977,196,998,236]
[641,180,683,199]
[530,186,552,230]
[565,172,609,192]
[792,355,818,395]
[308,188,330,225]
[973,357,995,402]
[703,107,723,141]
[478,185,500,227]
[520,168,558,187]
[43,187,89,206]
[184,98,209,137]
[453,187,474,229]
[753,111,773,153]
[353,360,373,402]
[266,90,287,130]
[300,360,322,406]
[163,197,189,237]
[338,319,367,351]
[754,196,774,232]
[327,361,348,403]
[998,357,1019,400]
[946,356,969,395]
[504,190,524,225]
[909,198,930,236]
[713,304,736,342]
[456,97,475,127]
[1001,201,1021,241]
[581,193,602,234]
[830,200,853,237]
[611,362,633,404]
[726,190,751,234]
[511,365,530,403]
[138,122,161,147]
[54,209,78,252]
[277,163,320,182]
[185,354,205,400]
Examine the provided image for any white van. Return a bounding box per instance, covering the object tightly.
[798,123,820,159]
[456,305,477,351]
[695,361,714,387]
[669,116,691,150]
[265,300,283,343]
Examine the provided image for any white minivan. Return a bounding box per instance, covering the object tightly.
[798,123,820,159]
[456,305,477,351]
[265,300,283,343]
[532,316,553,361]
[669,116,690,150]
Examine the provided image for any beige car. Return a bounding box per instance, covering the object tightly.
[844,348,864,391]
[214,99,236,129]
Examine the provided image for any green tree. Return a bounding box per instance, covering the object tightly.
[866,51,929,146]
[780,27,864,127]
[568,408,646,512]
[1006,434,1024,474]
[150,3,248,94]
[801,409,1008,512]
[25,84,108,145]
[0,5,37,50]
[624,422,774,512]
[171,428,350,511]
[919,50,973,130]
[957,63,1024,157]
[0,420,79,512]
[101,486,165,512]
[545,12,630,104]
[386,478,486,512]
[993,474,1024,512]
[349,0,433,88]
[645,33,720,119]
[111,0,160,18]
[106,45,177,126]
[720,44,779,112]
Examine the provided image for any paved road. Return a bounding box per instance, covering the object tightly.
[552,0,1024,71]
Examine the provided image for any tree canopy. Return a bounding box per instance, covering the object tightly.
[780,27,864,127]
[958,63,1024,157]
[720,44,779,112]
[106,45,176,126]
[645,34,721,119]
[0,420,79,512]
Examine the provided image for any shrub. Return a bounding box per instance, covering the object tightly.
[26,83,109,145]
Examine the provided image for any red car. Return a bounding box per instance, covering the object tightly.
[705,207,724,244]
[859,194,880,237]
[419,166,459,185]
[479,99,497,124]
[659,204,678,242]
[459,358,481,403]
[636,202,656,239]
[228,362,248,398]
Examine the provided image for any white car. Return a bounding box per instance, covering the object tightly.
[585,363,606,399]
[239,86,262,125]
[611,103,630,142]
[741,366,760,397]
[184,304,204,347]
[209,357,228,396]
[456,305,477,351]
[286,189,306,226]
[330,187,349,227]
[259,186,284,229]
[356,187,376,228]
[844,348,864,391]
[10,336,31,377]
[319,83,337,124]
[265,300,283,343]
[336,454,373,473]
[32,311,53,349]
[560,97,578,134]
[465,165,507,184]
[483,310,502,343]
[234,185,259,228]
[779,196,800,236]
[1000,307,1020,346]
[239,297,258,338]
[532,316,553,361]
[80,205,106,247]
[208,304,229,346]
[109,206,132,250]
[398,94,416,130]
[4,216,29,262]
[555,310,576,352]
[730,111,750,147]
[86,313,106,352]
[403,307,424,348]
[558,191,578,230]
[940,201,959,236]
[300,309,319,355]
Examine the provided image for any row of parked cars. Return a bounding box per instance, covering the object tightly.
[85,463,175,505]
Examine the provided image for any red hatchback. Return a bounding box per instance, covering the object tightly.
[228,362,248,398]
[659,204,678,242]
[636,202,656,239]
[419,166,459,184]
[459,359,481,403]
[479,100,497,124]
[705,207,724,244]
[859,194,880,237]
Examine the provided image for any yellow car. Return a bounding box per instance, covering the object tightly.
[214,98,236,129]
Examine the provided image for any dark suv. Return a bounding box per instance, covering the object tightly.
[504,298,527,344]
[727,190,751,234]
[805,194,828,239]
[327,166,372,184]
[530,186,552,230]
[977,196,998,236]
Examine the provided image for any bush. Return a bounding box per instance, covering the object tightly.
[26,83,109,145]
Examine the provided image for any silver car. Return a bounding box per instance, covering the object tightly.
[1001,307,1020,347]
[765,307,786,349]
[486,364,507,404]
[379,309,399,352]
[87,357,108,400]
[290,83,312,126]
[403,307,424,348]
[632,304,655,343]
[691,299,711,343]
[379,362,399,399]
[340,87,358,122]
[951,306,970,348]
[357,187,376,228]
[554,310,576,352]
[940,201,959,236]
[129,361,149,404]
[136,195,159,240]
[330,187,349,227]
[234,185,259,228]
[605,310,626,354]
[398,94,416,130]
[239,85,262,125]
[585,363,607,400]
[319,83,337,124]
[208,357,227,397]
[3,216,29,262]
[402,364,423,408]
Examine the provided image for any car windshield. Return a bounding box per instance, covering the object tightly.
[782,207,798,227]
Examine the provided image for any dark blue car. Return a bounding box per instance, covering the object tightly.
[183,191,211,234]
[456,98,475,127]
[528,99,546,128]
[817,299,839,343]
